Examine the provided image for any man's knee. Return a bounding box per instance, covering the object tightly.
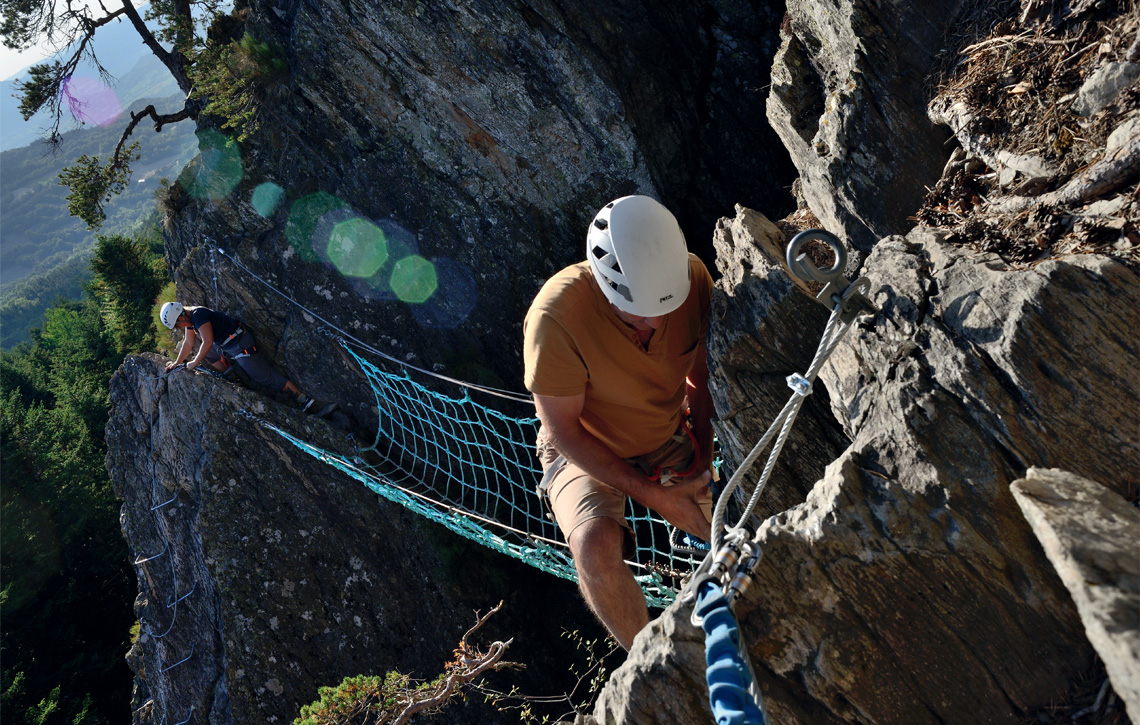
[568,517,626,572]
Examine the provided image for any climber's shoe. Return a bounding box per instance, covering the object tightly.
[296,393,315,412]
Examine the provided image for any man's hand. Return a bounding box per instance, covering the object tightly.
[186,360,198,371]
[164,360,177,372]
[650,470,712,541]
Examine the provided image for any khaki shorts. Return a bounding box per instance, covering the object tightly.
[536,427,713,552]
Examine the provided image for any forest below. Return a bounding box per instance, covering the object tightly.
[1,228,172,725]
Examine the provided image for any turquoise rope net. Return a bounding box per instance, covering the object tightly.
[266,341,705,607]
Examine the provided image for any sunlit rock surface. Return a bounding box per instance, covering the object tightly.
[767,0,965,254]
[1011,467,1140,723]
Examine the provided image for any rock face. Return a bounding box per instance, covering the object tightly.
[767,0,965,254]
[161,0,795,434]
[1011,467,1140,723]
[112,0,1140,722]
[594,223,1140,724]
[107,355,587,724]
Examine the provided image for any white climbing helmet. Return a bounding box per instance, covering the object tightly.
[587,195,691,317]
[160,301,184,329]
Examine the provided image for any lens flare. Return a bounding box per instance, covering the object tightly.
[390,255,438,304]
[327,218,389,278]
[356,220,421,301]
[412,257,477,328]
[251,182,285,217]
[285,192,349,262]
[183,130,243,200]
[61,75,122,126]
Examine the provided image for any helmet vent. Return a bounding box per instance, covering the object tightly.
[607,279,633,303]
[594,218,609,231]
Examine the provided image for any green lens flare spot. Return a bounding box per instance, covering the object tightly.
[285,192,349,262]
[183,130,243,200]
[390,255,437,304]
[251,182,285,217]
[327,218,389,278]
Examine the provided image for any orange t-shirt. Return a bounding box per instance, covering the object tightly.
[523,254,712,458]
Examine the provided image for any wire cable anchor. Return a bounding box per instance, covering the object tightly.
[786,229,877,324]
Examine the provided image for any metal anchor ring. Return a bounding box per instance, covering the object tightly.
[786,229,848,286]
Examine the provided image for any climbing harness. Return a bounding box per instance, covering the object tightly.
[643,414,702,485]
[685,230,877,725]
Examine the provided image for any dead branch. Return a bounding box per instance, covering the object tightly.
[110,103,196,170]
[392,601,514,725]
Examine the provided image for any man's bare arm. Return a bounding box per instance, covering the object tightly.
[166,327,198,370]
[187,321,214,369]
[534,393,710,539]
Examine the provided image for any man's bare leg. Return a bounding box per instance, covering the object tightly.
[568,517,648,651]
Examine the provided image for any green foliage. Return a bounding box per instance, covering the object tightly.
[145,0,227,51]
[58,145,141,230]
[191,32,288,142]
[0,0,38,50]
[0,248,94,349]
[296,670,466,725]
[14,62,62,121]
[295,673,404,725]
[90,233,168,352]
[153,282,179,356]
[561,629,614,701]
[0,229,166,725]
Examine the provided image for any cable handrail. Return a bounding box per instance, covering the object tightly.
[208,245,535,404]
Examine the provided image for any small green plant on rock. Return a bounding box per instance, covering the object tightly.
[191,32,289,142]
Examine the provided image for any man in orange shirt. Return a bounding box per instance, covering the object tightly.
[523,195,714,650]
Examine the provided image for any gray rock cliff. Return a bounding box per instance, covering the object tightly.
[592,0,1138,719]
[106,0,1140,722]
[108,355,591,724]
[767,0,964,254]
[1012,468,1140,723]
[594,223,1138,725]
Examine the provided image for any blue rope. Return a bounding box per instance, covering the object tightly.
[695,580,766,725]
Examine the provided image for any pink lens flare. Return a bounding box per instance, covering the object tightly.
[61,75,123,127]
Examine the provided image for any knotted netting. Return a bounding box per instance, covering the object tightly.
[267,341,705,607]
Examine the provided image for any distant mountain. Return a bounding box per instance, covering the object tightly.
[0,93,197,347]
[1,8,181,152]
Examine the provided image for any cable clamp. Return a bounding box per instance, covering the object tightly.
[786,373,812,397]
